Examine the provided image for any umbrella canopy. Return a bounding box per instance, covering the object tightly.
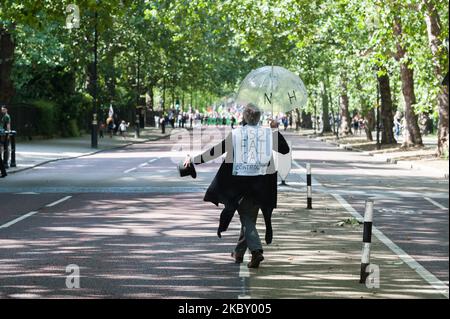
[236,66,308,114]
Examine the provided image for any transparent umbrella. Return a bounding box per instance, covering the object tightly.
[236,66,308,115]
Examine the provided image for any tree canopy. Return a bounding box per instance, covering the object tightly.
[0,0,448,154]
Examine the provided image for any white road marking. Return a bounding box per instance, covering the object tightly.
[333,193,449,299]
[239,254,250,278]
[0,196,72,230]
[123,167,137,174]
[293,159,449,298]
[124,158,159,174]
[0,211,39,229]
[15,192,40,195]
[45,196,72,208]
[238,254,251,299]
[424,197,448,210]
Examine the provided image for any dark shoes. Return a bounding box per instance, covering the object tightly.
[247,250,264,268]
[231,251,265,268]
[231,252,244,264]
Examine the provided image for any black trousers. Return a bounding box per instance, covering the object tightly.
[0,140,6,176]
[2,138,9,167]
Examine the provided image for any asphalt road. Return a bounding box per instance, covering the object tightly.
[0,126,448,298]
[284,131,449,284]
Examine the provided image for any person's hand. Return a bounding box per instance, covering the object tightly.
[183,155,192,168]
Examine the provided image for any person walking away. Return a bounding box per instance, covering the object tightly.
[113,114,119,135]
[282,116,288,131]
[1,106,11,168]
[352,116,359,135]
[178,113,183,128]
[184,103,290,268]
[161,113,167,134]
[106,116,114,138]
[99,121,105,138]
[231,115,236,129]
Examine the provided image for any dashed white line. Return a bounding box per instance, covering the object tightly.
[0,211,39,229]
[46,196,72,207]
[15,192,40,195]
[123,167,137,174]
[424,197,448,210]
[238,254,251,299]
[124,158,159,174]
[0,196,72,230]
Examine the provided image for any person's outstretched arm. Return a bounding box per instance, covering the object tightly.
[184,133,232,167]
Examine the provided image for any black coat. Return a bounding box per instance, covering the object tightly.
[194,130,290,237]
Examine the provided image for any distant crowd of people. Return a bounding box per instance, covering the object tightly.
[154,108,295,133]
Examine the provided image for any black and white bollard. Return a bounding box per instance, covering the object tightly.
[306,163,312,209]
[360,199,374,284]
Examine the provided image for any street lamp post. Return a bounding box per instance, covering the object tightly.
[376,81,381,150]
[91,9,99,149]
[135,49,141,138]
[314,92,317,135]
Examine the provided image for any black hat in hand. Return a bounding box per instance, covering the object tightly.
[178,158,197,179]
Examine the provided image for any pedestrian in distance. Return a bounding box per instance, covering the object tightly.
[0,130,7,178]
[106,116,114,138]
[160,113,167,134]
[119,120,129,139]
[183,103,290,268]
[282,116,288,131]
[1,105,11,169]
[230,115,236,129]
[352,116,359,135]
[99,121,105,139]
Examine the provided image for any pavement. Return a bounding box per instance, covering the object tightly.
[6,126,172,174]
[0,126,448,299]
[303,130,449,179]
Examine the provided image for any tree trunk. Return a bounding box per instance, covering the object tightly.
[377,71,396,144]
[394,17,423,147]
[0,27,15,104]
[162,77,166,111]
[301,111,313,129]
[356,80,373,141]
[422,0,449,157]
[365,108,375,141]
[86,61,96,99]
[105,52,116,105]
[339,77,351,136]
[321,82,332,133]
[147,84,154,110]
